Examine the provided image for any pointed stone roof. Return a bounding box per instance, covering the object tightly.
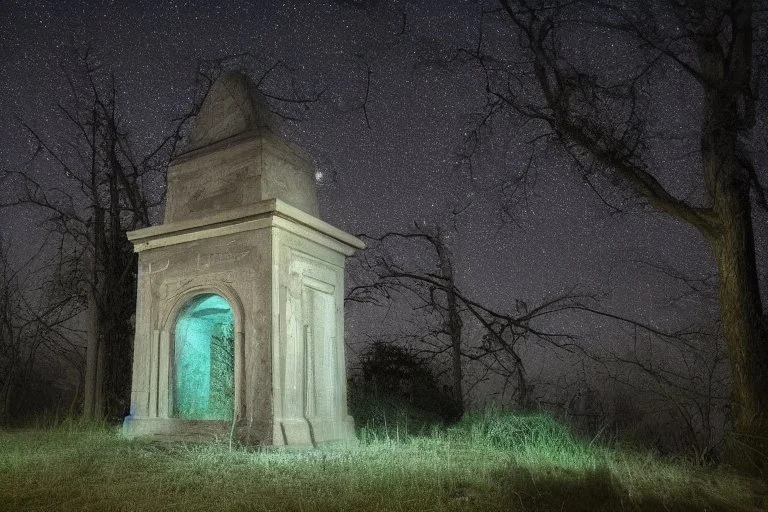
[163,71,319,222]
[182,72,274,154]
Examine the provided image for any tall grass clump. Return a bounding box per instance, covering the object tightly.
[448,409,603,470]
[351,393,448,443]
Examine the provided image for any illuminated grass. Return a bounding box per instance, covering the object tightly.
[0,412,765,511]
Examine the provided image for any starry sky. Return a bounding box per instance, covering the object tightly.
[1,1,765,397]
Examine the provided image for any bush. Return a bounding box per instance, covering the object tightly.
[349,341,460,438]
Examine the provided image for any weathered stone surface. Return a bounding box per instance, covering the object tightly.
[183,71,273,153]
[123,73,363,446]
[165,72,319,222]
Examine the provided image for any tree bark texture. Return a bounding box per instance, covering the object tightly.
[709,187,768,470]
[696,0,768,470]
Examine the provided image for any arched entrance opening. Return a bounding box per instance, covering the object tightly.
[173,293,235,420]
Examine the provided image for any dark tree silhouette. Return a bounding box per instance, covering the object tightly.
[0,238,83,423]
[355,225,466,415]
[2,49,191,420]
[351,340,460,425]
[468,0,767,470]
[348,222,590,411]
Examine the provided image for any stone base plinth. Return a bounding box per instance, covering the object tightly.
[122,417,272,444]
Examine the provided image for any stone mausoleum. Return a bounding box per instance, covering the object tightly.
[122,72,364,445]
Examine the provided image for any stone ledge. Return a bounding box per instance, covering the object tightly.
[128,198,365,254]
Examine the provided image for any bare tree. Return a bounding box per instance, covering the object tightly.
[604,262,730,459]
[610,324,730,459]
[2,49,190,420]
[348,222,589,412]
[352,225,466,416]
[0,237,83,423]
[461,0,768,470]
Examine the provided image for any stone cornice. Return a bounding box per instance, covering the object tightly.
[128,198,365,254]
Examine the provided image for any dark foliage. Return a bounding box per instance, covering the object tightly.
[348,341,462,433]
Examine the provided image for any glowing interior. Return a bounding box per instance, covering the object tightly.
[173,294,235,420]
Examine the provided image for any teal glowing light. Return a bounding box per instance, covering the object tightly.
[173,294,235,420]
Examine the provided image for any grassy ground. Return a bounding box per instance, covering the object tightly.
[0,411,765,511]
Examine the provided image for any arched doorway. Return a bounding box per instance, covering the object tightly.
[173,294,235,420]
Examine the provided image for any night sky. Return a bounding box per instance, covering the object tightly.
[1,1,765,398]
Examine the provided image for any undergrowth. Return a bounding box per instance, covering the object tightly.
[0,410,765,511]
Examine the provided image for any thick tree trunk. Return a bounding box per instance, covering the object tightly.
[709,187,768,472]
[692,0,767,471]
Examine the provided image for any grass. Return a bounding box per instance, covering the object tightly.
[0,411,765,511]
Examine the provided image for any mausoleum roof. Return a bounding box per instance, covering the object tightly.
[163,72,320,222]
[181,71,274,155]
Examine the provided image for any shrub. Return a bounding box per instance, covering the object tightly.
[349,341,460,437]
